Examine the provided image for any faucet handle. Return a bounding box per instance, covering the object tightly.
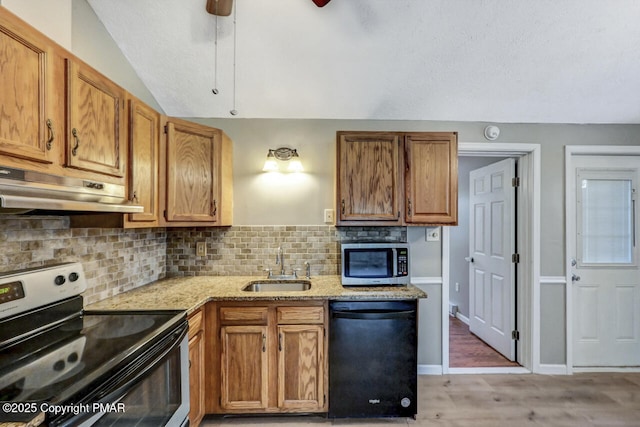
[263,268,273,278]
[304,261,311,279]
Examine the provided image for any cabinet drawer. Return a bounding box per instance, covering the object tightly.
[188,309,204,339]
[219,306,268,324]
[277,306,324,324]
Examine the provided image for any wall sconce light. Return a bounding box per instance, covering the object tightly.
[262,147,303,172]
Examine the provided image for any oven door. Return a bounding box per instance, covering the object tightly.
[55,322,189,427]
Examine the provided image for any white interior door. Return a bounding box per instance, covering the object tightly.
[570,155,639,367]
[469,158,516,361]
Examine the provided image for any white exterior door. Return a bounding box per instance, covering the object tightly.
[570,155,639,367]
[469,158,517,361]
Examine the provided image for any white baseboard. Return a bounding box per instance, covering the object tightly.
[448,367,531,374]
[418,364,443,375]
[573,367,640,373]
[456,312,469,324]
[537,364,569,375]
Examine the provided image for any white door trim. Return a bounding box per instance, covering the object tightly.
[443,142,541,374]
[565,145,640,374]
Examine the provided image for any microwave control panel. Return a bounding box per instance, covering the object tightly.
[397,249,409,276]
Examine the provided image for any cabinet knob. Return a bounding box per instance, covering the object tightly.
[262,333,266,352]
[71,128,80,156]
[212,199,217,217]
[46,119,54,150]
[341,199,345,215]
[407,199,412,216]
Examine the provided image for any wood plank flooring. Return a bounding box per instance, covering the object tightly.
[201,373,640,426]
[449,315,519,368]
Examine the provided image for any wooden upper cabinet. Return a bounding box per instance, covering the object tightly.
[0,9,56,166]
[162,117,233,226]
[126,97,160,226]
[405,132,458,225]
[66,59,125,178]
[336,130,458,226]
[337,132,402,225]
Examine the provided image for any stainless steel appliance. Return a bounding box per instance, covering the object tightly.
[341,242,410,286]
[0,263,189,426]
[328,300,417,418]
[0,165,143,214]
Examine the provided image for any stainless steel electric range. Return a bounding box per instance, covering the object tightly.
[0,263,189,427]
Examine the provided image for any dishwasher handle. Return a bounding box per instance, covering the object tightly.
[331,309,415,320]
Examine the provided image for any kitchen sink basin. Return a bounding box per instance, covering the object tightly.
[242,280,312,292]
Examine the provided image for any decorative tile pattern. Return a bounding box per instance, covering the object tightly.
[165,226,407,277]
[0,215,166,305]
[0,216,406,304]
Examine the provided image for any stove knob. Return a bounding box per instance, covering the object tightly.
[401,397,411,408]
[54,275,66,286]
[69,272,79,282]
[53,360,66,371]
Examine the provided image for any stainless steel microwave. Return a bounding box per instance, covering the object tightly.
[341,242,410,286]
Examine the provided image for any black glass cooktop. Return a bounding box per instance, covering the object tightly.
[0,297,185,406]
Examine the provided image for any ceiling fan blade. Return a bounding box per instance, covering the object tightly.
[312,0,332,7]
[206,0,233,16]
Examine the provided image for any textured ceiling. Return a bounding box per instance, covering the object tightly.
[87,0,640,124]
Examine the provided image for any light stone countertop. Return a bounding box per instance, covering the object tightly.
[85,275,427,314]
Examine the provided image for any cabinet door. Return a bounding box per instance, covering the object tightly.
[0,13,55,164]
[220,325,269,410]
[277,325,325,411]
[405,132,458,224]
[126,98,159,225]
[188,330,205,427]
[165,119,219,222]
[66,59,125,178]
[337,132,401,224]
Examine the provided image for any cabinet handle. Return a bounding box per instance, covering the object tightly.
[131,191,139,204]
[278,333,282,352]
[46,119,54,150]
[71,128,80,156]
[341,199,345,215]
[262,333,266,352]
[408,199,412,216]
[212,199,217,217]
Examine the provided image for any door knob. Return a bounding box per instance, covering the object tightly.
[465,257,474,263]
[571,274,581,282]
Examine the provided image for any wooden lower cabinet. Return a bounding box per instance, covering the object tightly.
[212,301,327,414]
[188,309,206,427]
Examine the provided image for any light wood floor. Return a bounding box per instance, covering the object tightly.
[201,373,640,426]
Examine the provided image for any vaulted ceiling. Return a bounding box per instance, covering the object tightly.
[87,0,640,124]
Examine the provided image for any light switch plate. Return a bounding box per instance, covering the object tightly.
[324,209,335,224]
[196,241,207,256]
[426,227,441,242]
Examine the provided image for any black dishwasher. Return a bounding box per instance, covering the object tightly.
[328,300,417,418]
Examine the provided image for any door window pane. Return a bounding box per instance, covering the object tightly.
[580,176,633,264]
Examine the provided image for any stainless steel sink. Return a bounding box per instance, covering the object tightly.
[242,280,312,292]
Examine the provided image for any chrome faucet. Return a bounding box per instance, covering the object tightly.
[276,246,285,276]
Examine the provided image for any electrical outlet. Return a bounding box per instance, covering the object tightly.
[324,209,335,223]
[426,227,441,242]
[196,241,207,257]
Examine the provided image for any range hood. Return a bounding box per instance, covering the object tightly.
[0,166,143,214]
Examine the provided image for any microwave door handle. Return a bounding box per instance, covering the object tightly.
[392,248,398,277]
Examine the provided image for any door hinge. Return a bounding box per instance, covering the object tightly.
[512,330,520,341]
[512,177,520,187]
[512,253,520,263]
[164,124,169,134]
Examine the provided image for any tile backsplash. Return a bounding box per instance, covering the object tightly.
[0,215,406,304]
